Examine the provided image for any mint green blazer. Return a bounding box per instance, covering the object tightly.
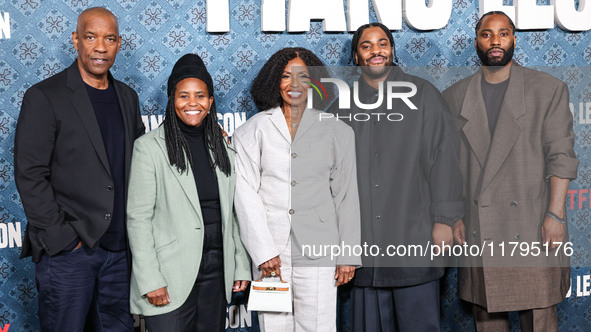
[127,126,251,316]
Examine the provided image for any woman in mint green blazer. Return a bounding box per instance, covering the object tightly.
[126,54,250,332]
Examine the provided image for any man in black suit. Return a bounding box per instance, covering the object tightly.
[14,7,144,332]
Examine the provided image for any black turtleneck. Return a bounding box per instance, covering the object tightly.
[178,119,222,241]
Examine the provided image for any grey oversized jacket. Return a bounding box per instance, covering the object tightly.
[443,65,577,312]
[330,66,464,287]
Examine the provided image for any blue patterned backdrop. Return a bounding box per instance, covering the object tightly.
[0,0,590,331]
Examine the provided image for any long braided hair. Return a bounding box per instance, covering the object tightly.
[163,85,231,177]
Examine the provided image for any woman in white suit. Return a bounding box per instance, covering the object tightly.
[126,54,250,332]
[233,48,361,331]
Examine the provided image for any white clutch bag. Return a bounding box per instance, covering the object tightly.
[247,274,292,313]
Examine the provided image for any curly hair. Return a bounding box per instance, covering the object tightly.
[163,85,231,177]
[251,47,331,111]
[350,22,398,65]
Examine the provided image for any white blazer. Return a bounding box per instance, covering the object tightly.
[233,107,361,269]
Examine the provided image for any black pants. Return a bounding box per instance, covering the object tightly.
[36,244,133,332]
[145,224,226,332]
[351,280,440,332]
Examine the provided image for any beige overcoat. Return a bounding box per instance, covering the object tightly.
[443,65,579,312]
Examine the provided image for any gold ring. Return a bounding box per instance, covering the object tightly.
[348,277,353,280]
[270,271,276,277]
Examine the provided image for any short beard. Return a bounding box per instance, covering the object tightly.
[358,55,392,79]
[477,44,514,70]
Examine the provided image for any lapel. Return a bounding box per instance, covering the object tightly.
[155,128,203,221]
[480,65,525,192]
[111,76,133,176]
[66,61,111,176]
[292,108,315,144]
[458,70,491,170]
[268,106,292,143]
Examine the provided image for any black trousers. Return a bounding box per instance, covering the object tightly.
[351,280,440,332]
[36,244,133,332]
[145,224,226,332]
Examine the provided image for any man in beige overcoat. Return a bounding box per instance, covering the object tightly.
[443,11,579,331]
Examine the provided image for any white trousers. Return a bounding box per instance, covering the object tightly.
[256,237,337,332]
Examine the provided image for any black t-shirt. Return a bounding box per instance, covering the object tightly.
[481,76,509,136]
[85,81,126,251]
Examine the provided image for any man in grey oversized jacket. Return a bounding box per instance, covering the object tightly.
[443,11,578,331]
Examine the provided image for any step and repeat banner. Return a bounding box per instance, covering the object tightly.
[0,0,591,331]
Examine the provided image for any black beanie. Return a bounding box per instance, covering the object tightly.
[167,53,214,96]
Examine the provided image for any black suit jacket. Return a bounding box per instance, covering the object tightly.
[14,61,145,262]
